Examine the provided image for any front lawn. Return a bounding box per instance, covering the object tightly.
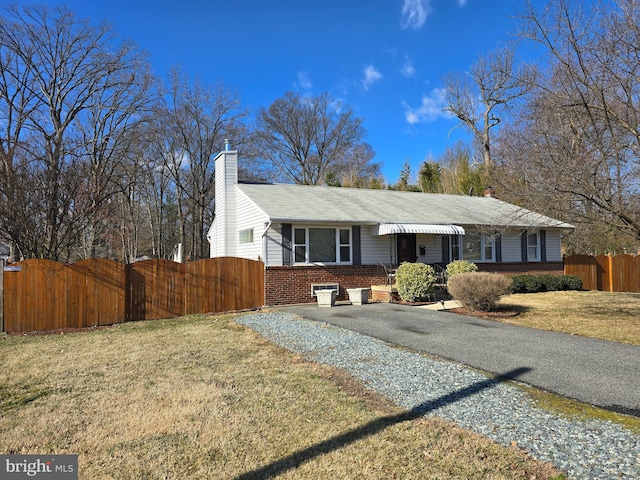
[0,314,561,479]
[495,291,640,346]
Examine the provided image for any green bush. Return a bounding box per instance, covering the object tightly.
[559,274,583,291]
[447,272,512,311]
[510,275,528,293]
[395,262,437,302]
[445,260,478,278]
[539,274,563,291]
[511,274,583,293]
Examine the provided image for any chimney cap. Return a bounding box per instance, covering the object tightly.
[224,139,231,151]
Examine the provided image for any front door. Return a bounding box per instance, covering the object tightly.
[396,234,417,264]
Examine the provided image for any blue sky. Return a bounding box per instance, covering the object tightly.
[12,0,541,182]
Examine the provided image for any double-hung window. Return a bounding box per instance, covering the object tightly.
[293,227,352,264]
[462,231,495,262]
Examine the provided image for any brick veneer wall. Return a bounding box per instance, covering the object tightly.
[265,265,386,305]
[264,262,565,305]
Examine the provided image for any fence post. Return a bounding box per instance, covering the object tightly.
[608,255,614,292]
[0,258,4,333]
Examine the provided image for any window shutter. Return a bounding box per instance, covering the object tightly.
[352,226,361,265]
[442,236,450,264]
[282,223,292,266]
[521,231,527,262]
[495,234,502,262]
[540,230,547,262]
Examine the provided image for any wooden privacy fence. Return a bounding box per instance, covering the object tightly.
[564,254,640,292]
[2,257,264,333]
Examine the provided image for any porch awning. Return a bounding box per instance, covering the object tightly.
[370,224,466,236]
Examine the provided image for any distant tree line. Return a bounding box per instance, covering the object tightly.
[1,0,639,261]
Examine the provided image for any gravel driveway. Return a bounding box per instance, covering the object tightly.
[280,302,640,415]
[235,308,640,479]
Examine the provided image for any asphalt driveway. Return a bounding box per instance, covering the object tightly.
[278,302,640,416]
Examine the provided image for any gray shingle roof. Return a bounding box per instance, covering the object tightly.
[237,183,575,229]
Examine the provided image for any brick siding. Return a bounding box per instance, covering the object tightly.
[264,262,565,305]
[265,265,386,305]
[476,262,564,276]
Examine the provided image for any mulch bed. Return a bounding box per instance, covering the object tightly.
[447,307,520,319]
[394,299,520,319]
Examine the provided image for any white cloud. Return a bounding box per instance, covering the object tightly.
[362,65,382,90]
[402,55,415,77]
[457,0,468,6]
[403,88,453,123]
[401,0,431,30]
[296,71,312,90]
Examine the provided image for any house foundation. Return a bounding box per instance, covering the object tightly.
[264,262,565,305]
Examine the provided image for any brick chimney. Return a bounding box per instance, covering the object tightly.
[483,186,495,198]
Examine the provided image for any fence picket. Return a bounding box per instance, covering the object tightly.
[2,257,264,333]
[564,254,640,293]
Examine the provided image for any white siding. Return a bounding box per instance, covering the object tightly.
[416,234,442,264]
[545,230,562,261]
[501,231,522,262]
[209,216,222,257]
[265,225,284,266]
[235,190,268,260]
[209,149,238,257]
[361,227,395,264]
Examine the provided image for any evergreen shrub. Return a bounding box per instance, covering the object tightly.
[445,260,478,278]
[511,274,583,293]
[395,262,437,302]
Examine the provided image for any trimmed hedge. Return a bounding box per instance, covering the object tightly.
[396,262,437,302]
[511,274,582,293]
[445,260,478,278]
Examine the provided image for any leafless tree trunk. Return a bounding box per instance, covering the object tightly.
[255,91,374,185]
[443,47,536,168]
[494,0,640,252]
[0,5,154,261]
[146,69,249,260]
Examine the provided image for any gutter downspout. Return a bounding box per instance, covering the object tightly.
[262,220,272,265]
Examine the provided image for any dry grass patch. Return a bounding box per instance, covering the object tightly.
[0,314,562,479]
[496,290,640,346]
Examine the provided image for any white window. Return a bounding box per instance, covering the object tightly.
[527,232,540,261]
[462,231,495,262]
[239,228,254,244]
[293,227,351,264]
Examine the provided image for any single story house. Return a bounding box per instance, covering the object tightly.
[207,144,575,305]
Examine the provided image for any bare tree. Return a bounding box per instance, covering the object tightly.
[0,5,154,261]
[148,69,249,260]
[443,47,536,167]
[255,91,372,185]
[495,0,640,252]
[331,143,383,188]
